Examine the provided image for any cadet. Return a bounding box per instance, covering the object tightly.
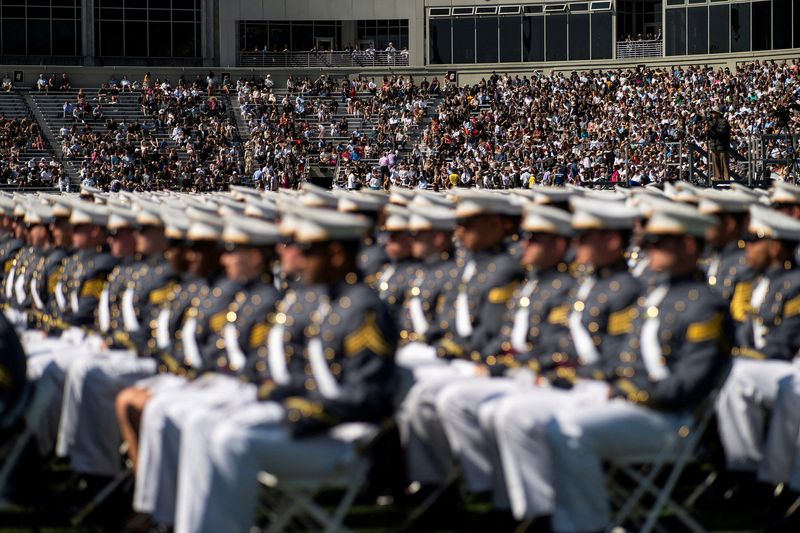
[714,205,800,508]
[398,204,457,344]
[374,204,418,321]
[484,196,644,521]
[337,191,389,282]
[397,190,524,489]
[54,201,176,478]
[131,216,284,526]
[169,206,397,533]
[543,202,730,532]
[697,189,758,322]
[432,204,577,507]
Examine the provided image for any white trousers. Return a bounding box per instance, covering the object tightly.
[547,400,686,533]
[56,351,156,476]
[716,358,796,472]
[397,358,476,485]
[134,374,254,525]
[492,381,610,520]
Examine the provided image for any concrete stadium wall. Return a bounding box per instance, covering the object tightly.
[2,47,798,90]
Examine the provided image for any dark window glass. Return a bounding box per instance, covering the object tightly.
[476,16,498,62]
[687,6,708,54]
[429,18,451,63]
[53,0,76,6]
[773,0,791,49]
[100,7,123,19]
[149,21,171,55]
[102,0,124,7]
[99,20,124,55]
[499,6,519,14]
[172,9,195,22]
[522,15,544,61]
[452,16,475,63]
[269,22,290,50]
[52,7,75,18]
[314,21,335,38]
[709,4,729,53]
[546,14,568,60]
[568,13,590,59]
[2,18,25,54]
[149,9,171,21]
[731,3,750,51]
[667,0,684,6]
[125,8,147,20]
[125,20,147,55]
[665,8,686,55]
[172,22,196,56]
[571,3,589,11]
[52,19,76,55]
[27,20,50,54]
[172,0,195,9]
[293,23,314,51]
[752,2,770,50]
[2,7,25,18]
[591,11,612,58]
[429,8,449,16]
[475,7,496,15]
[499,15,521,61]
[126,0,147,8]
[795,0,800,48]
[27,6,49,18]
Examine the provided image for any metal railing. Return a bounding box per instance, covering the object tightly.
[615,40,663,59]
[239,50,410,69]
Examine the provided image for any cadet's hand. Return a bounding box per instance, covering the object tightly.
[475,364,489,377]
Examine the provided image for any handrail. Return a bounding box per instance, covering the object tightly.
[615,40,663,59]
[239,50,410,68]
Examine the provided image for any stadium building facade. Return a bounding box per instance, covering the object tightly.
[0,0,797,68]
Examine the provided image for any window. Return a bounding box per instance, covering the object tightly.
[773,0,791,49]
[452,7,474,15]
[546,14,568,60]
[730,3,750,52]
[452,16,475,62]
[709,4,729,53]
[429,18,451,63]
[568,13,590,60]
[429,8,450,16]
[475,6,497,15]
[751,1,771,50]
[590,1,612,9]
[499,6,521,14]
[571,3,589,11]
[95,0,200,57]
[591,11,613,58]
[476,16,499,62]
[524,5,543,13]
[499,14,522,61]
[0,0,81,57]
[522,14,544,61]
[665,7,686,55]
[687,6,708,54]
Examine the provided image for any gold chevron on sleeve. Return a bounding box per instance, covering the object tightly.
[344,311,393,357]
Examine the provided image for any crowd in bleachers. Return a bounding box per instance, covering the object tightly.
[238,73,442,190]
[4,59,800,192]
[0,117,66,188]
[56,74,244,192]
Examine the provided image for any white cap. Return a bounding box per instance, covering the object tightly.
[749,204,800,242]
[570,196,639,231]
[521,204,574,237]
[408,205,456,232]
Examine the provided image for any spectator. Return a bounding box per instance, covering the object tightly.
[2,74,11,92]
[36,74,47,92]
[59,73,71,91]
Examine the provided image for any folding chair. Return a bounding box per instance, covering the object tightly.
[256,366,414,533]
[607,386,726,533]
